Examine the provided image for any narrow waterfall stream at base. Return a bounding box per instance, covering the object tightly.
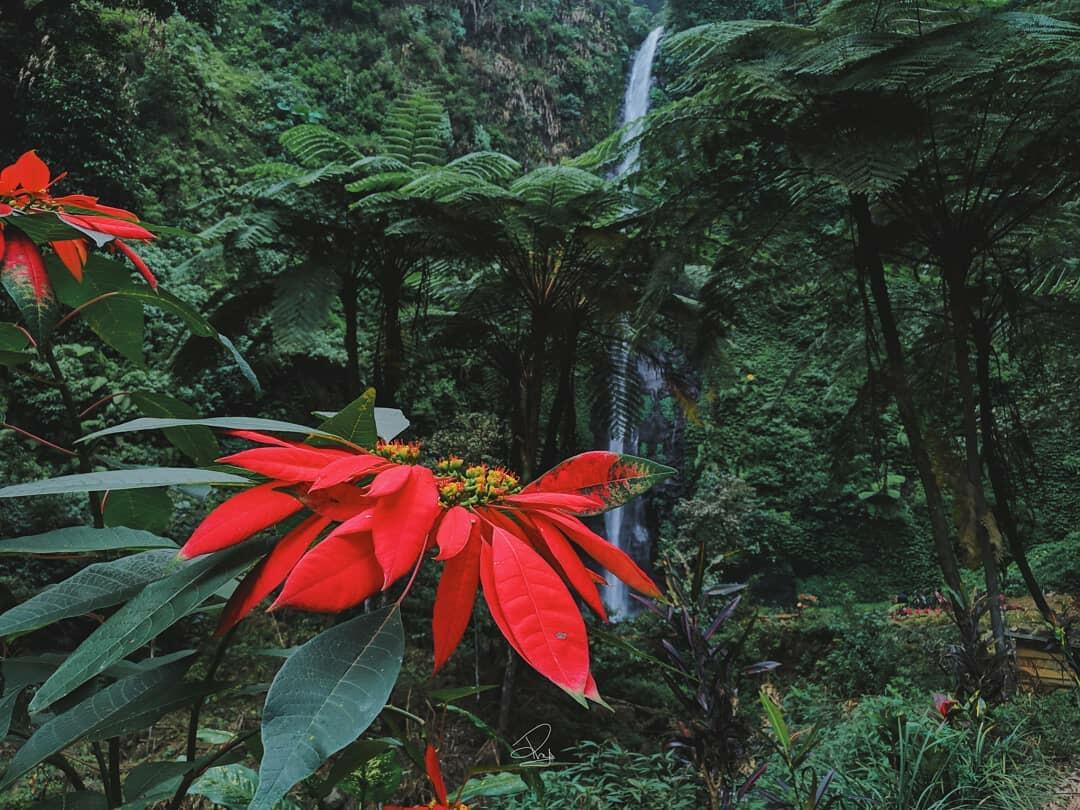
[602,25,664,621]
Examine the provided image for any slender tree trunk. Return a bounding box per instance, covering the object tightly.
[380,279,404,406]
[41,341,104,527]
[973,317,1077,674]
[341,269,360,400]
[972,317,1053,619]
[495,646,519,758]
[541,324,578,470]
[944,266,1008,677]
[851,196,965,600]
[511,313,548,480]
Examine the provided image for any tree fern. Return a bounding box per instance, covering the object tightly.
[270,264,337,355]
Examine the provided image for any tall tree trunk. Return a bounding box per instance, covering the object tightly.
[341,269,360,400]
[379,277,404,406]
[541,323,579,470]
[973,317,1078,674]
[944,266,1009,679]
[851,195,965,600]
[511,313,548,480]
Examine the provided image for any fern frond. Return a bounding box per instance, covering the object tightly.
[280,124,361,167]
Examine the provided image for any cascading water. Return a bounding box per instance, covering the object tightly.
[603,25,664,620]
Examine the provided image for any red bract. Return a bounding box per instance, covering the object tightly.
[1,230,54,310]
[181,435,671,700]
[385,745,468,810]
[0,151,157,287]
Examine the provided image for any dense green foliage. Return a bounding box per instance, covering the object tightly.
[1,0,1079,808]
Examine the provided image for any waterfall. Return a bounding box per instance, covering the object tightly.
[603,26,664,620]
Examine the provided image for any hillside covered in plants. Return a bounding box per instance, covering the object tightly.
[0,0,1078,808]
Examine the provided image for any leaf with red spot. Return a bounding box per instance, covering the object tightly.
[180,483,302,558]
[434,506,477,561]
[371,466,440,586]
[309,454,386,491]
[273,533,383,612]
[487,527,589,696]
[218,445,353,482]
[522,451,675,515]
[530,515,607,621]
[432,532,480,671]
[217,515,330,634]
[479,537,528,662]
[1,230,56,340]
[541,510,661,598]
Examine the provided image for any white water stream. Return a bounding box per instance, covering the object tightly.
[603,26,664,620]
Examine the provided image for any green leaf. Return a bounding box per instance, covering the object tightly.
[0,526,176,555]
[426,684,497,703]
[29,793,109,810]
[315,739,392,798]
[80,417,354,447]
[192,763,300,810]
[129,392,220,466]
[0,660,191,790]
[0,349,34,366]
[458,772,529,802]
[48,255,144,366]
[316,408,410,442]
[0,468,250,498]
[103,488,173,535]
[123,749,246,806]
[28,542,263,712]
[0,322,31,349]
[0,657,58,738]
[251,606,404,810]
[90,679,221,740]
[316,388,378,448]
[760,688,791,752]
[0,549,179,638]
[6,212,83,243]
[101,288,260,395]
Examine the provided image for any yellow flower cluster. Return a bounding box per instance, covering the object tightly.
[374,441,421,464]
[435,459,521,507]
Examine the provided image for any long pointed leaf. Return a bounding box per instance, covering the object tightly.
[0,526,176,555]
[0,660,190,790]
[0,468,249,498]
[250,606,404,810]
[0,549,179,637]
[29,542,263,712]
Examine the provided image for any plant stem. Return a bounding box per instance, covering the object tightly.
[166,627,239,810]
[39,339,103,527]
[90,742,115,806]
[108,738,122,805]
[186,626,238,762]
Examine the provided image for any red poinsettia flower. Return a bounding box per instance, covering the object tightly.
[181,433,672,700]
[385,745,469,810]
[0,150,157,292]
